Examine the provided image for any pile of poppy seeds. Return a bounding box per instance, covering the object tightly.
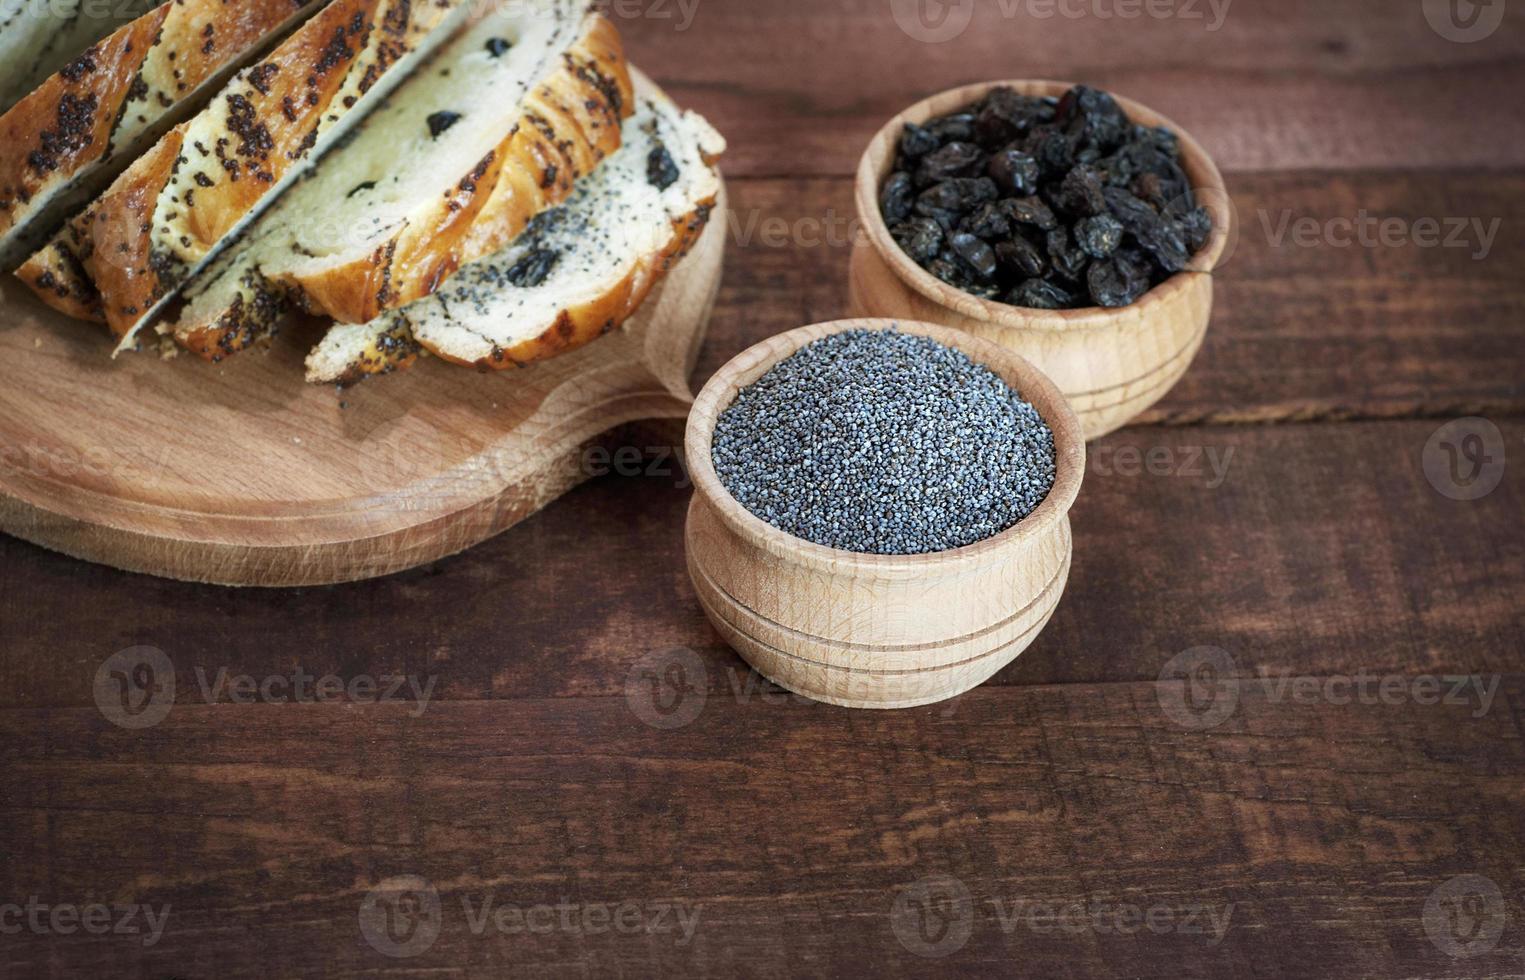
[711,328,1057,556]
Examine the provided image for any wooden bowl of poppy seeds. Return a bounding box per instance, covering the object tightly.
[684,318,1084,709]
[849,80,1232,441]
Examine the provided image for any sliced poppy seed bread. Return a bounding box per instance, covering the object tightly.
[305,72,724,384]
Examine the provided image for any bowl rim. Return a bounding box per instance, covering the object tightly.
[854,78,1232,333]
[685,317,1086,577]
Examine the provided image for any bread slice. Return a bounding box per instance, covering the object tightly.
[0,0,157,113]
[162,0,631,361]
[15,0,472,338]
[306,72,724,385]
[0,0,326,269]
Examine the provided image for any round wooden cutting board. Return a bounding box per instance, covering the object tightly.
[0,183,727,587]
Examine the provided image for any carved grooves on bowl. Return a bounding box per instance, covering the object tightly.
[688,524,1072,674]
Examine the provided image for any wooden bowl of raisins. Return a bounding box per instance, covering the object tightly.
[850,81,1231,441]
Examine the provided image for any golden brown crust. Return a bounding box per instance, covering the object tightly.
[424,195,717,372]
[173,266,292,361]
[23,0,452,339]
[320,319,424,386]
[0,10,168,246]
[14,234,104,320]
[284,14,634,327]
[72,133,184,334]
[3,0,324,273]
[175,0,417,249]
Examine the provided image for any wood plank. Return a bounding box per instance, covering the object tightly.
[1,680,1522,977]
[695,173,1525,422]
[3,420,1520,709]
[622,0,1525,176]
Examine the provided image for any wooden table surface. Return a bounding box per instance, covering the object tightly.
[3,1,1523,976]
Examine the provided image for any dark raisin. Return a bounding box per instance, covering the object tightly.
[1000,196,1057,231]
[1057,85,1129,151]
[506,248,559,288]
[486,37,512,57]
[995,237,1045,278]
[647,145,680,190]
[427,111,461,138]
[1010,279,1073,310]
[926,258,966,286]
[1131,172,1168,209]
[975,88,1048,148]
[1046,227,1089,281]
[878,83,1208,310]
[926,113,976,144]
[960,201,1010,240]
[949,232,997,280]
[881,172,914,224]
[899,122,941,158]
[892,217,944,263]
[1087,258,1151,307]
[916,178,996,220]
[914,142,982,187]
[1030,127,1077,179]
[986,148,1040,197]
[1178,205,1214,252]
[1147,125,1180,158]
[1106,188,1190,272]
[1055,165,1107,216]
[1103,186,1158,229]
[1076,214,1124,258]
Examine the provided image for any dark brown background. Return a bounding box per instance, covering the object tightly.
[3,0,1524,976]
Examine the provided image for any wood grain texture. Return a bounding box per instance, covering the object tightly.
[0,181,726,586]
[685,319,1085,707]
[696,173,1525,424]
[618,0,1525,177]
[1,680,1523,978]
[2,0,1523,976]
[2,420,1518,704]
